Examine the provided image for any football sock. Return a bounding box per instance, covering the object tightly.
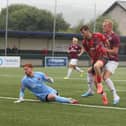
[96,75,102,83]
[105,78,117,97]
[67,68,72,77]
[75,66,83,73]
[87,72,94,93]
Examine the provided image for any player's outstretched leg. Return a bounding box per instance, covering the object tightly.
[55,95,79,104]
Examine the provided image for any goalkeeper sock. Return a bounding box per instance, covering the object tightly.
[55,95,71,103]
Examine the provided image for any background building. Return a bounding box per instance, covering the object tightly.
[103,1,126,35]
[0,30,126,66]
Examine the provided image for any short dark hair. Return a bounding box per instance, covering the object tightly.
[23,64,33,68]
[80,25,89,32]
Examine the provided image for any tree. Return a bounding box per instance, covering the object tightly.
[87,15,120,34]
[55,13,69,32]
[0,4,69,32]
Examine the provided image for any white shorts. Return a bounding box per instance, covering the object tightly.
[104,61,119,74]
[69,59,78,65]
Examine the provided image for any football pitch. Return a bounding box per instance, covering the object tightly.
[0,67,126,126]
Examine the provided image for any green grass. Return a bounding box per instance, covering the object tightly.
[0,67,126,126]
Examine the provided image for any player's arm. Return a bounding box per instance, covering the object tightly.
[99,43,119,55]
[106,46,119,55]
[103,36,119,55]
[97,33,111,54]
[67,49,70,53]
[78,46,85,56]
[67,46,71,53]
[41,73,54,84]
[104,39,110,48]
[14,81,25,103]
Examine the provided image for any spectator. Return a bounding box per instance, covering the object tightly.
[41,48,48,56]
[6,46,11,54]
[12,45,18,54]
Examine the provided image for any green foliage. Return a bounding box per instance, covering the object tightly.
[56,13,70,32]
[87,15,120,34]
[0,4,69,32]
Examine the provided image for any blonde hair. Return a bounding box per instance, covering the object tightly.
[103,19,113,28]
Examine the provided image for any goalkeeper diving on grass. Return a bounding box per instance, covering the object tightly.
[14,64,78,104]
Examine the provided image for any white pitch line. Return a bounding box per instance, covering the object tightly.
[0,96,126,111]
[64,103,126,111]
[0,96,39,102]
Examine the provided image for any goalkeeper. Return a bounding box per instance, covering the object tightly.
[14,64,78,104]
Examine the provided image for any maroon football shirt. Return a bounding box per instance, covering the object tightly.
[82,33,108,63]
[68,44,81,59]
[104,32,120,61]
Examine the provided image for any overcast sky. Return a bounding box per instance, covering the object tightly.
[0,0,125,26]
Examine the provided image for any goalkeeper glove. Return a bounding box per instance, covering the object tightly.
[47,77,54,83]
